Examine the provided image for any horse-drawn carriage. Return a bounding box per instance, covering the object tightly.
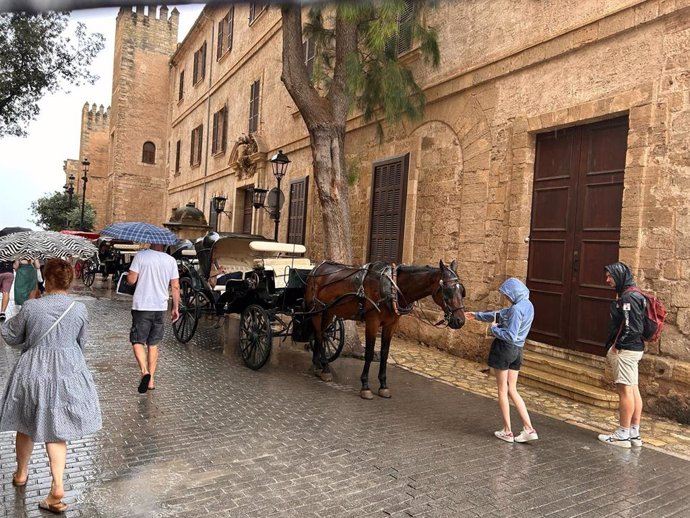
[81,237,140,287]
[172,232,345,370]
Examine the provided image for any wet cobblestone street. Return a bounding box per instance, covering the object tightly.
[1,288,689,517]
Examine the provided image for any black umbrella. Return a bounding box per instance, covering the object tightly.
[0,226,31,237]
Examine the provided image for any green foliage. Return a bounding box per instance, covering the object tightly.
[306,0,440,139]
[0,12,105,137]
[30,191,96,231]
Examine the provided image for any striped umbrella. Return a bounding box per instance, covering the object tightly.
[0,231,98,261]
[101,222,177,245]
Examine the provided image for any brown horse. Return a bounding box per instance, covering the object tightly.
[305,260,466,399]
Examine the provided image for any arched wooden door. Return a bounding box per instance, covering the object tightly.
[527,116,628,355]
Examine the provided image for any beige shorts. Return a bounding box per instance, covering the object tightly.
[608,348,644,385]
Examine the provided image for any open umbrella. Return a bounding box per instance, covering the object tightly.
[0,226,32,237]
[0,231,98,261]
[101,222,177,245]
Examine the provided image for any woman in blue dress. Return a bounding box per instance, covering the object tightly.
[1,258,102,514]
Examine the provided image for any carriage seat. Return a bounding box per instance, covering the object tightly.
[256,258,313,289]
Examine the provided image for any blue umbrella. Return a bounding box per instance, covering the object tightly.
[101,222,177,245]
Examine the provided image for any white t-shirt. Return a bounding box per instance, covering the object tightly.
[129,249,179,311]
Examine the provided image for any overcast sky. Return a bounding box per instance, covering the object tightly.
[0,5,204,230]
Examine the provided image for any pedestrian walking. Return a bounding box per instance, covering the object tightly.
[598,262,646,448]
[466,278,538,444]
[126,243,180,393]
[12,258,40,306]
[0,260,13,320]
[0,258,102,514]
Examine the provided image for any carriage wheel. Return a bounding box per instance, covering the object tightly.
[239,305,273,370]
[172,277,200,343]
[310,317,346,363]
[82,260,96,287]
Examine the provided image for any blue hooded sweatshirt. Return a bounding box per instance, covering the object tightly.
[475,278,534,347]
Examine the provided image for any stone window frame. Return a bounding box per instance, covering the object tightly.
[190,124,203,167]
[174,140,181,175]
[505,87,653,282]
[193,41,207,86]
[178,69,184,102]
[142,141,156,165]
[217,7,234,61]
[248,2,267,25]
[212,105,228,156]
[248,79,261,134]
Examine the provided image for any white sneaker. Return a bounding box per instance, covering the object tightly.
[514,428,539,443]
[630,435,643,447]
[494,430,514,443]
[598,433,631,448]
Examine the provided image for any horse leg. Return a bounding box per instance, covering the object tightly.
[360,320,377,400]
[316,314,333,382]
[377,324,394,398]
[311,314,323,375]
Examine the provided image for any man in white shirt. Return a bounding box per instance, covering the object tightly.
[127,244,180,393]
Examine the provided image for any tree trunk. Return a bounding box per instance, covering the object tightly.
[281,5,362,354]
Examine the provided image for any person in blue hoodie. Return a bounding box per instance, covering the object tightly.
[467,278,538,443]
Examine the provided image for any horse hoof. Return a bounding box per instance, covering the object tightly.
[360,389,374,400]
[378,388,391,398]
[319,372,333,382]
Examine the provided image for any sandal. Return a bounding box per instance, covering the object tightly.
[11,473,28,487]
[38,496,68,514]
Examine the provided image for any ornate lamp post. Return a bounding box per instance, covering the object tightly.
[79,158,90,230]
[63,174,75,228]
[211,195,228,232]
[268,150,290,241]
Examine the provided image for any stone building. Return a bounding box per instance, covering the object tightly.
[71,1,690,422]
[64,5,179,229]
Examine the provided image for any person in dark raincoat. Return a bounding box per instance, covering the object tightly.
[598,262,646,448]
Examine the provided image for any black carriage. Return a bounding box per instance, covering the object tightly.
[172,232,345,370]
[81,237,139,287]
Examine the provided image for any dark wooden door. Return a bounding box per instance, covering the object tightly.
[242,188,253,234]
[368,154,409,263]
[527,117,628,355]
[287,177,308,244]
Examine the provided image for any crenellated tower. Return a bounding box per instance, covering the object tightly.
[76,102,111,230]
[106,5,179,226]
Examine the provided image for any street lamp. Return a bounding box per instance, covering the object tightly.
[268,150,290,241]
[80,158,90,230]
[211,195,230,231]
[63,174,75,228]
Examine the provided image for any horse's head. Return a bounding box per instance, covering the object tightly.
[432,259,466,330]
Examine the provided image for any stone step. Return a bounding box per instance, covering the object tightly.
[525,340,606,369]
[522,350,608,388]
[520,365,618,409]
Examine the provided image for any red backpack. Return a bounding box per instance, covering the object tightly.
[624,287,667,342]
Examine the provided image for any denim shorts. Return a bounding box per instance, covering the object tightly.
[130,310,165,346]
[488,338,523,371]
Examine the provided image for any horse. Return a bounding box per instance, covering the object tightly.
[305,260,466,399]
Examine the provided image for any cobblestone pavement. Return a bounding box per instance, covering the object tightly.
[1,288,689,517]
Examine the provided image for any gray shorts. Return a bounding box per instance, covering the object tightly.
[130,310,165,346]
[608,348,644,385]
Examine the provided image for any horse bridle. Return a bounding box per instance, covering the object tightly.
[433,270,466,323]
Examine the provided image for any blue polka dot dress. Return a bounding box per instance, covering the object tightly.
[0,293,102,442]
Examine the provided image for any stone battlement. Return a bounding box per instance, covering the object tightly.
[117,5,179,28]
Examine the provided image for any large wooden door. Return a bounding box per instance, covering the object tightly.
[527,117,628,355]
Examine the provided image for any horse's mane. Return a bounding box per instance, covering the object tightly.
[397,265,440,275]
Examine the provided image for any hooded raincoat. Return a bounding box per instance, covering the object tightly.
[475,278,534,347]
[604,262,645,352]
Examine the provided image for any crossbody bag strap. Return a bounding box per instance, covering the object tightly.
[35,302,76,345]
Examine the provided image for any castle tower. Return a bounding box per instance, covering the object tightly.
[77,102,110,230]
[106,5,179,226]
